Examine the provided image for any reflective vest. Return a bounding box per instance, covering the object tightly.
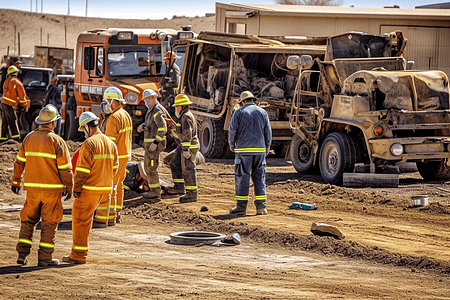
[105,107,132,161]
[1,76,28,107]
[74,131,119,195]
[13,128,73,192]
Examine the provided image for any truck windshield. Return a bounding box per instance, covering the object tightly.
[107,45,162,77]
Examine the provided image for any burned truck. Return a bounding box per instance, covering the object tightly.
[178,32,326,158]
[287,31,450,183]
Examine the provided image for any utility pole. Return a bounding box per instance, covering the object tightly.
[35,0,38,12]
[41,0,43,13]
[68,0,70,15]
[30,0,32,12]
[85,0,88,17]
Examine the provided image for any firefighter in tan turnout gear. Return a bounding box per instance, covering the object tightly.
[12,104,73,266]
[94,87,132,226]
[137,89,168,200]
[62,112,118,264]
[1,65,29,141]
[167,94,199,203]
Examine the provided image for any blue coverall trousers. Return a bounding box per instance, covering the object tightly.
[234,154,267,209]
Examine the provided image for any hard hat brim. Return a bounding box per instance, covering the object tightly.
[172,101,193,107]
[35,115,61,125]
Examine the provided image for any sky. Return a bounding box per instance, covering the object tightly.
[0,0,448,19]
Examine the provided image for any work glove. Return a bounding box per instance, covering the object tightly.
[11,186,20,194]
[137,123,145,133]
[265,148,270,157]
[149,143,158,152]
[63,193,72,201]
[73,191,81,198]
[183,150,191,159]
[229,144,235,152]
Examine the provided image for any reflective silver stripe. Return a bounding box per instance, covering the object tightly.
[235,195,249,201]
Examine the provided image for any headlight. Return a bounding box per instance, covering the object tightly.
[134,110,143,116]
[390,143,403,156]
[157,31,167,41]
[125,92,138,104]
[373,125,383,136]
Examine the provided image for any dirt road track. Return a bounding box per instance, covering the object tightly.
[0,141,450,299]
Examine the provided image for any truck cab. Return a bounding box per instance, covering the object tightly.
[68,27,194,143]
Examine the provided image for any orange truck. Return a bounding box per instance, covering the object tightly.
[60,27,194,142]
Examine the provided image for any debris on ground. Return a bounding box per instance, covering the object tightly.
[310,222,346,240]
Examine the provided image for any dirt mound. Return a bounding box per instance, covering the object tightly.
[122,199,450,276]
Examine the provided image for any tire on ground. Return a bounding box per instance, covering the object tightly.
[198,117,226,159]
[64,110,78,141]
[290,133,314,174]
[319,132,359,185]
[417,160,450,181]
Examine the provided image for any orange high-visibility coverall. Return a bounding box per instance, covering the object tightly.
[1,76,29,141]
[12,127,73,261]
[70,131,118,262]
[96,106,131,223]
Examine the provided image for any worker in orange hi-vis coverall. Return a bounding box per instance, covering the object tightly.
[94,87,132,226]
[62,112,118,264]
[1,65,29,142]
[12,104,73,267]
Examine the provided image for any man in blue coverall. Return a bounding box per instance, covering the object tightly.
[228,91,272,216]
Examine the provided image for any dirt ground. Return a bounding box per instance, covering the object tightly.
[1,140,450,299]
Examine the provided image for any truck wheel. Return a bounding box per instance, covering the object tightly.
[199,117,226,159]
[64,110,78,141]
[417,160,450,181]
[319,132,358,185]
[290,133,314,174]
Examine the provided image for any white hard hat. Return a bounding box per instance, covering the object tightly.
[103,86,125,104]
[35,104,61,125]
[78,111,100,132]
[142,88,158,100]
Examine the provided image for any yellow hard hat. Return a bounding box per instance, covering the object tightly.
[172,94,193,107]
[7,66,19,75]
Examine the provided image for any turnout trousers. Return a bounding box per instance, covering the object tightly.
[16,191,63,261]
[0,103,20,141]
[144,147,162,193]
[234,154,267,209]
[70,192,104,262]
[170,144,197,192]
[94,159,126,224]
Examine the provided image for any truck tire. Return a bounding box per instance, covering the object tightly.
[64,110,78,141]
[199,117,226,159]
[319,132,358,185]
[290,133,314,174]
[417,160,450,181]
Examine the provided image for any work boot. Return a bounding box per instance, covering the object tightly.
[92,221,116,228]
[167,183,185,195]
[38,259,59,266]
[142,189,161,199]
[167,187,185,195]
[17,254,27,265]
[229,201,248,216]
[179,190,197,203]
[256,208,268,215]
[116,214,121,224]
[62,256,86,265]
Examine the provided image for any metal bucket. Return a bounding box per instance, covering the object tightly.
[411,195,428,207]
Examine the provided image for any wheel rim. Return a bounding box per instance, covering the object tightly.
[298,142,311,163]
[200,125,211,151]
[322,142,340,177]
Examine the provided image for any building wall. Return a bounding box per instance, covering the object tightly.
[216,5,450,77]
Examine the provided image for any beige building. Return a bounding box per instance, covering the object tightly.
[215,3,450,77]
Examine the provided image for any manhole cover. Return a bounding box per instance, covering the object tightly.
[170,231,225,245]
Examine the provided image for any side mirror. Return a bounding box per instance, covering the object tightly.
[286,55,300,70]
[300,55,314,70]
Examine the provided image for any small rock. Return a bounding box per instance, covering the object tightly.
[200,205,208,212]
[310,222,346,240]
